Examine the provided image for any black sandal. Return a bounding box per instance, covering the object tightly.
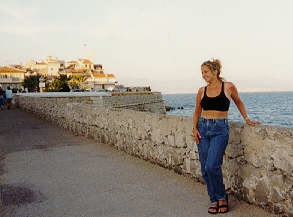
[208,202,219,215]
[218,195,229,214]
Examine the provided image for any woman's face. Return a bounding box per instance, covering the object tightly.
[201,65,217,83]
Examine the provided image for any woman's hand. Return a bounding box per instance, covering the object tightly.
[245,118,261,126]
[192,127,201,143]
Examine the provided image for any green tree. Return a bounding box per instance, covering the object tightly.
[59,75,70,92]
[47,79,62,91]
[68,75,87,90]
[47,75,70,92]
[23,75,41,92]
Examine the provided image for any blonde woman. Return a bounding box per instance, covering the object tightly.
[192,59,260,214]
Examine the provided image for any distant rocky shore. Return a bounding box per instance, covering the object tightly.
[165,105,184,111]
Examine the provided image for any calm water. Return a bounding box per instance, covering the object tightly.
[162,92,293,128]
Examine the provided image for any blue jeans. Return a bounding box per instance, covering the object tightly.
[196,116,229,204]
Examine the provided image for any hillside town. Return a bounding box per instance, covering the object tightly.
[0,56,120,92]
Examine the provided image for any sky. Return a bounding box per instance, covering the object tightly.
[1,0,293,93]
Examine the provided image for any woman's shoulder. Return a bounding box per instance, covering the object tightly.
[197,86,205,93]
[223,82,238,95]
[223,81,236,88]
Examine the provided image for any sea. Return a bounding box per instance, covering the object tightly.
[162,92,293,129]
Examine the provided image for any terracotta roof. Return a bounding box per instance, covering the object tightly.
[0,67,26,74]
[71,69,88,73]
[36,62,47,65]
[92,73,106,78]
[107,74,115,78]
[92,73,116,78]
[65,65,75,69]
[13,64,24,69]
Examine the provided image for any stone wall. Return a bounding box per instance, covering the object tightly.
[17,92,166,114]
[16,96,293,216]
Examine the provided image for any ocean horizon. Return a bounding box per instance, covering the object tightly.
[161,90,293,94]
[162,91,293,129]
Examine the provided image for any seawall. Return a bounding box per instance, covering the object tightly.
[15,94,293,216]
[18,92,166,114]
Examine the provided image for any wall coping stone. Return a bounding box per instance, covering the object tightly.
[16,92,111,98]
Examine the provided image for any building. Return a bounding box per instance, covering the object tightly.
[26,60,48,74]
[0,66,26,90]
[26,56,65,77]
[62,59,114,90]
[4,56,118,91]
[85,73,117,91]
[65,59,104,73]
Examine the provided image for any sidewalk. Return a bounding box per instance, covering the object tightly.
[0,109,281,217]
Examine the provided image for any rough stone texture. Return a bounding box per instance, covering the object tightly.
[16,95,293,216]
[17,92,166,114]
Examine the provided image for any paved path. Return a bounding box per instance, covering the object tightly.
[0,109,281,217]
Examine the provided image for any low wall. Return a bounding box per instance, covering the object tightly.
[17,92,166,114]
[16,96,293,216]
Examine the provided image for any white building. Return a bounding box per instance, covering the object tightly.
[85,73,117,91]
[0,66,26,89]
[26,56,65,77]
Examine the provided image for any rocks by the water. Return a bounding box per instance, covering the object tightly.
[165,105,175,111]
[165,105,184,111]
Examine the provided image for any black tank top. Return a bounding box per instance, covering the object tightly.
[200,82,230,111]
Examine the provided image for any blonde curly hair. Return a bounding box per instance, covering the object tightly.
[201,58,225,81]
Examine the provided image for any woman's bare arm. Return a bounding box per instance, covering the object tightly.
[193,87,203,128]
[230,83,261,126]
[192,87,203,143]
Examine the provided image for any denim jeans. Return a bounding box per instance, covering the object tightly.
[196,116,229,204]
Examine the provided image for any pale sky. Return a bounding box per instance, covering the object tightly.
[1,0,293,93]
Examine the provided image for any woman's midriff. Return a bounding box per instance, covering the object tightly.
[201,110,228,119]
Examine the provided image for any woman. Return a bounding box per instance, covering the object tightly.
[5,86,13,110]
[192,59,260,214]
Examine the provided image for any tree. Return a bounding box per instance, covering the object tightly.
[59,75,70,92]
[68,75,87,90]
[46,75,70,92]
[23,75,41,92]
